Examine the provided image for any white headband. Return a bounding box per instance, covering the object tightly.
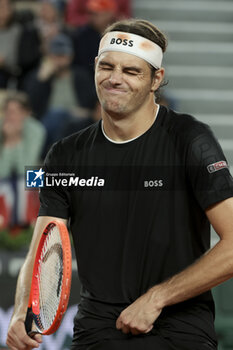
[98,31,163,69]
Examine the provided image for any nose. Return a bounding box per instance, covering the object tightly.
[109,69,123,85]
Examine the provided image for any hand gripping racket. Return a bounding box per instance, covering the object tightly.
[25,220,72,335]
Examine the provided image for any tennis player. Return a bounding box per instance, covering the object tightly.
[7,19,233,350]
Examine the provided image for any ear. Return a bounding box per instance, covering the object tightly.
[151,68,165,92]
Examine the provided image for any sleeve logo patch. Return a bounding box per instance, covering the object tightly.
[207,161,228,173]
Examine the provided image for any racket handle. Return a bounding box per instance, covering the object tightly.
[25,307,42,337]
[25,307,33,334]
[28,331,41,337]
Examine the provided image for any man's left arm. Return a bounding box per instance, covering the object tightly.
[116,197,233,335]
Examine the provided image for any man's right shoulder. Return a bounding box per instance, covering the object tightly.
[62,121,100,145]
[46,121,100,161]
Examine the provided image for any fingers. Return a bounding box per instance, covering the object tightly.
[120,325,130,334]
[115,291,162,336]
[116,315,153,335]
[7,332,40,350]
[145,324,154,333]
[7,346,18,350]
[6,319,42,350]
[33,333,43,343]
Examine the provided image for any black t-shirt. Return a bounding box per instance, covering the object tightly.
[39,105,233,347]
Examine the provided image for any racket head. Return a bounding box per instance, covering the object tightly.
[28,220,72,335]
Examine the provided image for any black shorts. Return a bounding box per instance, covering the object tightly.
[70,333,217,350]
[71,299,218,350]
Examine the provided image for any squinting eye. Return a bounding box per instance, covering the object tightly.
[101,67,112,71]
[126,71,138,76]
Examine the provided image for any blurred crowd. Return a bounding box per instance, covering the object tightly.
[0,0,131,231]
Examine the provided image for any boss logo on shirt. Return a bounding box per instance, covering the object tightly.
[144,179,163,188]
[110,38,134,47]
[207,161,228,173]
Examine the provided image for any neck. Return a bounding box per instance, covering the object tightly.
[102,100,159,142]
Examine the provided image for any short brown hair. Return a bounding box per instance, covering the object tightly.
[103,18,167,53]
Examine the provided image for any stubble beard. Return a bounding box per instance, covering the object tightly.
[103,100,128,116]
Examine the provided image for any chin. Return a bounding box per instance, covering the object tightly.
[102,100,127,115]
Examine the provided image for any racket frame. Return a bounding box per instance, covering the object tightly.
[28,220,72,335]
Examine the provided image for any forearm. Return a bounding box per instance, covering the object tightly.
[116,199,233,334]
[12,255,35,322]
[7,256,43,350]
[149,238,233,309]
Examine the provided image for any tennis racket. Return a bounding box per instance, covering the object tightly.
[25,220,72,336]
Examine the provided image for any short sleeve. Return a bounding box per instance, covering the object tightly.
[186,124,233,210]
[38,142,71,219]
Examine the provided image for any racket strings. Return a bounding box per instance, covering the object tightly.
[37,226,63,331]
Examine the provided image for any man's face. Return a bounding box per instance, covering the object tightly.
[95,51,156,117]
